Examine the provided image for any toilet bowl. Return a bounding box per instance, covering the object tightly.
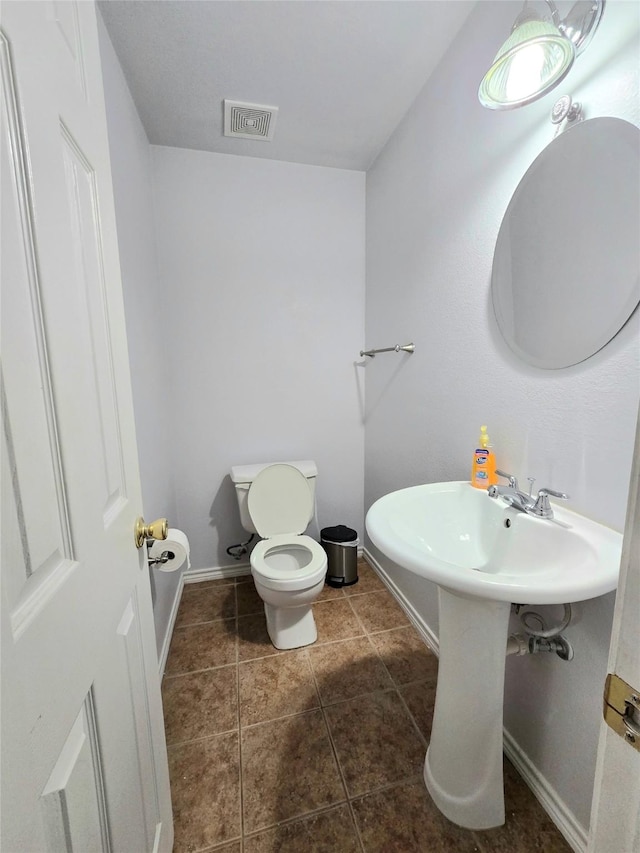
[231,462,327,650]
[251,534,327,648]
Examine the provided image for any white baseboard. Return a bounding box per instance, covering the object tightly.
[363,548,439,655]
[362,546,586,852]
[502,731,587,852]
[158,572,185,679]
[183,562,252,584]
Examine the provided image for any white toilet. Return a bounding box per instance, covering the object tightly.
[230,461,327,649]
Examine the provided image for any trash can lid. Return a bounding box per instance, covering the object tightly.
[321,525,358,543]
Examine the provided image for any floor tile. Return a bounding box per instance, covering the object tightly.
[400,680,437,743]
[241,710,345,833]
[370,626,438,686]
[165,620,237,675]
[473,762,572,852]
[239,650,319,726]
[309,636,393,705]
[236,580,264,616]
[344,560,385,596]
[237,613,286,662]
[325,690,425,797]
[243,804,360,853]
[163,572,571,853]
[474,811,571,852]
[175,585,236,628]
[352,779,481,853]
[312,598,365,644]
[169,732,241,851]
[315,582,346,601]
[162,665,238,744]
[348,589,410,634]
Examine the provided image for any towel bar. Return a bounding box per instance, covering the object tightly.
[360,343,415,358]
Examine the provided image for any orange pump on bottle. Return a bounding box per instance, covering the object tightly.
[471,426,498,489]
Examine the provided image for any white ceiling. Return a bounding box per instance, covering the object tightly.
[98,0,476,171]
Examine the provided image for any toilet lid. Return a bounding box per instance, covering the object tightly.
[247,463,314,538]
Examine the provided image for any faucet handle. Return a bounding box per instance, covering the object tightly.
[537,487,570,500]
[532,487,570,519]
[496,469,518,490]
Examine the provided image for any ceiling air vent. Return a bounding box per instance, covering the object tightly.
[223,100,278,142]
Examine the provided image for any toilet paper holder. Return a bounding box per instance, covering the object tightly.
[147,547,175,567]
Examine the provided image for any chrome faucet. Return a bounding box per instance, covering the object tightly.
[487,470,569,520]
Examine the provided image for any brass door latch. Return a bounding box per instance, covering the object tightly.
[603,672,640,752]
[134,517,168,549]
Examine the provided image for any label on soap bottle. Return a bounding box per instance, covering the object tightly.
[475,449,489,465]
[473,448,490,485]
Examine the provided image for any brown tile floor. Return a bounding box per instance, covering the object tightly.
[162,559,571,853]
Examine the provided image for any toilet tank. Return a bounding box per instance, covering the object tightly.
[230,460,318,535]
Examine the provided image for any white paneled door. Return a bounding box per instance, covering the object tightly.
[1,2,172,850]
[588,411,640,853]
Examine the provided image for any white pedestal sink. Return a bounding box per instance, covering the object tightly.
[366,481,622,829]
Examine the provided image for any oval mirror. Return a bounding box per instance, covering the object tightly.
[492,117,640,369]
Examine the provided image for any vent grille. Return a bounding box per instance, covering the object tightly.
[223,100,278,142]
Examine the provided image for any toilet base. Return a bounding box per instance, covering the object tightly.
[264,602,317,649]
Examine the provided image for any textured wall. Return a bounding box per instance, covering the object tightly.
[365,0,639,836]
[151,147,366,570]
[98,16,179,658]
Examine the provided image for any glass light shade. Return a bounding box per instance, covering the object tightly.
[479,18,576,110]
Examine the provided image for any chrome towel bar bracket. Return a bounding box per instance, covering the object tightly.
[360,342,415,358]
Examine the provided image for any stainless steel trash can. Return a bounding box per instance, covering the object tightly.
[321,525,359,587]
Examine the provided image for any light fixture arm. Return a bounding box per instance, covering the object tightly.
[543,0,562,29]
[550,0,606,55]
[513,0,604,52]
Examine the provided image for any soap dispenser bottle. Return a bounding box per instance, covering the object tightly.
[471,425,497,489]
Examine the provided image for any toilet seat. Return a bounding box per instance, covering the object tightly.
[247,464,313,537]
[251,535,327,592]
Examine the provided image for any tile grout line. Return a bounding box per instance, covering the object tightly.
[166,583,242,853]
[305,648,367,853]
[352,580,433,751]
[192,834,242,853]
[177,610,263,630]
[366,624,431,751]
[394,683,430,751]
[163,661,237,682]
[348,773,426,804]
[342,589,370,636]
[166,727,242,749]
[242,801,352,842]
[238,701,322,731]
[234,582,245,853]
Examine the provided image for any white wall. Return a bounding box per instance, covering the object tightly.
[151,147,366,570]
[365,0,639,840]
[98,16,179,657]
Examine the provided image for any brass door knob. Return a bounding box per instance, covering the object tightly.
[134,517,168,549]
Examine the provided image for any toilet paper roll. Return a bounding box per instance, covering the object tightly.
[148,529,191,572]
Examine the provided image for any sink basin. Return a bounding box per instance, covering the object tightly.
[365,481,622,831]
[366,480,621,605]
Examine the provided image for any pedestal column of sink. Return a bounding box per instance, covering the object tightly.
[424,588,511,829]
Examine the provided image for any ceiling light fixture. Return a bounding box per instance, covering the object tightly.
[478,0,605,110]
